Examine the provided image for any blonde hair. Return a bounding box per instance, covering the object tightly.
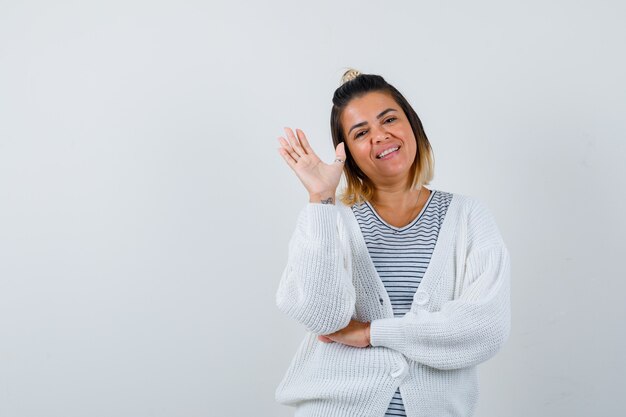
[331,69,435,206]
[340,68,362,84]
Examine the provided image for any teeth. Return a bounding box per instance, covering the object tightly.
[377,147,399,158]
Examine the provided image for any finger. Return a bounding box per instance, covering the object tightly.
[278,136,294,153]
[284,127,306,157]
[295,129,314,155]
[334,142,347,164]
[317,335,334,343]
[278,136,301,161]
[278,147,298,168]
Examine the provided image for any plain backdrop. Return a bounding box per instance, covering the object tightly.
[1,1,625,416]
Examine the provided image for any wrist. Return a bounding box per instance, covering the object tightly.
[309,192,336,204]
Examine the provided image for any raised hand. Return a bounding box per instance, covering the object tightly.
[277,127,346,204]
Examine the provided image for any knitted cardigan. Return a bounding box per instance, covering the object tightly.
[275,192,511,417]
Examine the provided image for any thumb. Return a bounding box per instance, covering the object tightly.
[334,142,346,163]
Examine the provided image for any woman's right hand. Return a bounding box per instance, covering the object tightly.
[277,127,346,204]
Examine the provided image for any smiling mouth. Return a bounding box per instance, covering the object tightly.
[376,145,401,159]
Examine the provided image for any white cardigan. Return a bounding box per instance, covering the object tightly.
[275,192,511,417]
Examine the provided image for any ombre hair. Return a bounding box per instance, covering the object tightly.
[331,70,435,206]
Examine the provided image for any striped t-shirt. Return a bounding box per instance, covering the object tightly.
[351,188,453,417]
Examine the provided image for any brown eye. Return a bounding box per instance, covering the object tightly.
[355,130,368,139]
[384,117,397,123]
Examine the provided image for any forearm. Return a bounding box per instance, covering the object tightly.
[370,244,511,370]
[371,283,510,369]
[276,203,356,335]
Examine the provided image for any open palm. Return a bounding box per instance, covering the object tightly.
[277,127,346,200]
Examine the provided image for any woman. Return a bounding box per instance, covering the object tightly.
[274,69,511,417]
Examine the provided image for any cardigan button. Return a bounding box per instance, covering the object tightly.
[390,363,408,379]
[413,290,429,306]
[379,297,384,305]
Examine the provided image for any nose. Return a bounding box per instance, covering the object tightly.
[371,125,389,143]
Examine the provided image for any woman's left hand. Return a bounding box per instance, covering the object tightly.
[317,319,371,348]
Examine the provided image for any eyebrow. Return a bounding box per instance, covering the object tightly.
[347,108,398,136]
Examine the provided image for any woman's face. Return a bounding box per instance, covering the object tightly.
[340,91,417,187]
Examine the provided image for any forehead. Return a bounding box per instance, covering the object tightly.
[340,91,398,125]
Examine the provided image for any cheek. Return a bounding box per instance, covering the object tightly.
[348,145,373,168]
[348,142,366,156]
[402,128,417,146]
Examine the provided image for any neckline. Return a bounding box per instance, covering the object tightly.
[340,191,463,317]
[363,189,436,233]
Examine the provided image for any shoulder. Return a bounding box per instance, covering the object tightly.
[440,190,493,216]
[431,189,476,214]
[443,190,505,248]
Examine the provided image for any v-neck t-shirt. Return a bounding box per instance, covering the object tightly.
[351,189,453,417]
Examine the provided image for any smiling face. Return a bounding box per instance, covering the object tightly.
[340,91,417,188]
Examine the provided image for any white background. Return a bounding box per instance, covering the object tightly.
[1,1,625,416]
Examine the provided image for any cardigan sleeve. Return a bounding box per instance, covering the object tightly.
[369,199,511,370]
[275,203,356,335]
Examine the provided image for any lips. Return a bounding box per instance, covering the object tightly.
[376,144,401,159]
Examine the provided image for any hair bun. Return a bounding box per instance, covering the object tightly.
[340,68,362,85]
